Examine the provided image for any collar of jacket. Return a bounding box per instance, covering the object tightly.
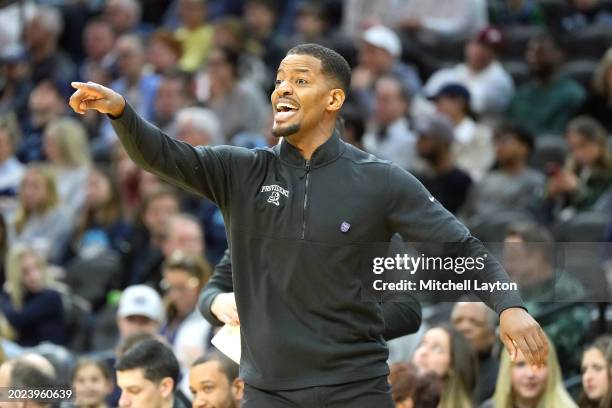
[277,130,345,169]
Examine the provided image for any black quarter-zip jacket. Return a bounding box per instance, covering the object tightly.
[111,104,525,390]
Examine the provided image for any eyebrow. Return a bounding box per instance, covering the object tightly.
[276,68,312,74]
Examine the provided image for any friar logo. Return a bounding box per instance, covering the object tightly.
[261,184,289,207]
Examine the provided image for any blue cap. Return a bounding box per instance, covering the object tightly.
[429,83,471,104]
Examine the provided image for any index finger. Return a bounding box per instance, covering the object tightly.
[71,81,105,96]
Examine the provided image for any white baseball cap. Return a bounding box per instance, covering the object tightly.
[362,25,402,58]
[117,285,164,322]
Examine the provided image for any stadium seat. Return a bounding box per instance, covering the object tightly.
[560,26,612,60]
[553,210,609,242]
[501,25,544,60]
[467,210,535,242]
[503,59,530,86]
[529,134,568,174]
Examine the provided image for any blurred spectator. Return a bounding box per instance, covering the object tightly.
[175,0,214,73]
[362,75,417,170]
[388,361,441,408]
[148,30,183,76]
[196,47,267,141]
[397,0,487,41]
[111,144,141,219]
[212,17,269,91]
[430,83,494,181]
[0,45,33,129]
[153,72,190,134]
[43,117,91,216]
[112,34,161,121]
[412,325,477,408]
[0,214,6,285]
[174,106,223,148]
[579,335,612,408]
[1,244,67,347]
[80,19,117,83]
[189,351,244,408]
[425,26,514,119]
[71,358,114,408]
[161,214,205,259]
[19,81,66,163]
[161,251,213,397]
[547,116,612,217]
[508,31,586,135]
[451,302,499,404]
[558,0,612,33]
[2,354,57,408]
[580,47,612,132]
[103,0,143,36]
[462,122,544,217]
[71,166,132,258]
[23,6,76,96]
[503,222,592,371]
[125,187,179,287]
[351,25,421,113]
[488,0,546,26]
[340,108,366,150]
[0,124,24,198]
[243,0,286,71]
[341,0,396,38]
[10,165,73,264]
[481,338,577,408]
[117,285,164,342]
[414,114,473,214]
[115,339,188,408]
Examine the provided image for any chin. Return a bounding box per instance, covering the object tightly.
[272,122,301,137]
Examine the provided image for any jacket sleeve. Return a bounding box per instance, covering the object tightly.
[385,164,526,315]
[198,248,234,326]
[110,103,240,208]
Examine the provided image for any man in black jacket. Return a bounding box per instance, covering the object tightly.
[69,43,548,407]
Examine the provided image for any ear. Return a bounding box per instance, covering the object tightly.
[231,378,244,402]
[326,88,345,113]
[159,377,175,399]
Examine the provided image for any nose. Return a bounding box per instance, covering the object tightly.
[275,79,293,97]
[118,393,130,407]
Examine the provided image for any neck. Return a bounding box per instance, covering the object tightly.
[502,159,526,175]
[284,120,336,160]
[161,398,173,408]
[514,394,539,408]
[449,111,465,124]
[433,150,453,174]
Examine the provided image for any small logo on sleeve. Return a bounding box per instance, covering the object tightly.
[429,196,435,202]
[340,221,351,233]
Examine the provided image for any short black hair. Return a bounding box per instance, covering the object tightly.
[286,43,351,93]
[115,339,180,390]
[192,350,239,384]
[495,122,535,154]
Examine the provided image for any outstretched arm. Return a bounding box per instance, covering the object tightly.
[386,164,548,367]
[69,81,232,207]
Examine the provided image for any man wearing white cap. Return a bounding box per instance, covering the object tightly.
[351,25,421,112]
[117,285,165,339]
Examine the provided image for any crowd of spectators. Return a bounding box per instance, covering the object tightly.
[0,0,611,407]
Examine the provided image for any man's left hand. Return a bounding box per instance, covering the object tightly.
[499,307,549,368]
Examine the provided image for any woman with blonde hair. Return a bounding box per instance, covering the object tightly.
[481,335,576,408]
[0,244,66,347]
[43,116,91,215]
[580,47,612,132]
[11,164,73,263]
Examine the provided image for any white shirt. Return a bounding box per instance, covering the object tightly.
[452,117,494,182]
[363,117,417,170]
[0,156,24,193]
[425,61,515,116]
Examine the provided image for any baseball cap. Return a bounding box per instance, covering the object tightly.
[474,26,504,51]
[362,25,402,58]
[117,285,164,322]
[428,83,471,104]
[415,114,455,144]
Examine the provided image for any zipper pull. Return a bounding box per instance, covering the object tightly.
[300,160,311,180]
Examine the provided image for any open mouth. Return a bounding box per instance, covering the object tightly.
[274,101,299,122]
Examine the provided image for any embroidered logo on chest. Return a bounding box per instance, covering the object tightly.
[261,184,289,206]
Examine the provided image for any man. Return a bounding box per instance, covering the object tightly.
[0,353,56,408]
[362,75,418,170]
[414,114,473,214]
[189,350,244,408]
[424,26,514,119]
[115,339,188,408]
[430,83,493,181]
[507,30,586,135]
[117,285,165,338]
[451,302,499,404]
[351,25,421,113]
[70,43,547,406]
[461,123,544,218]
[153,73,189,135]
